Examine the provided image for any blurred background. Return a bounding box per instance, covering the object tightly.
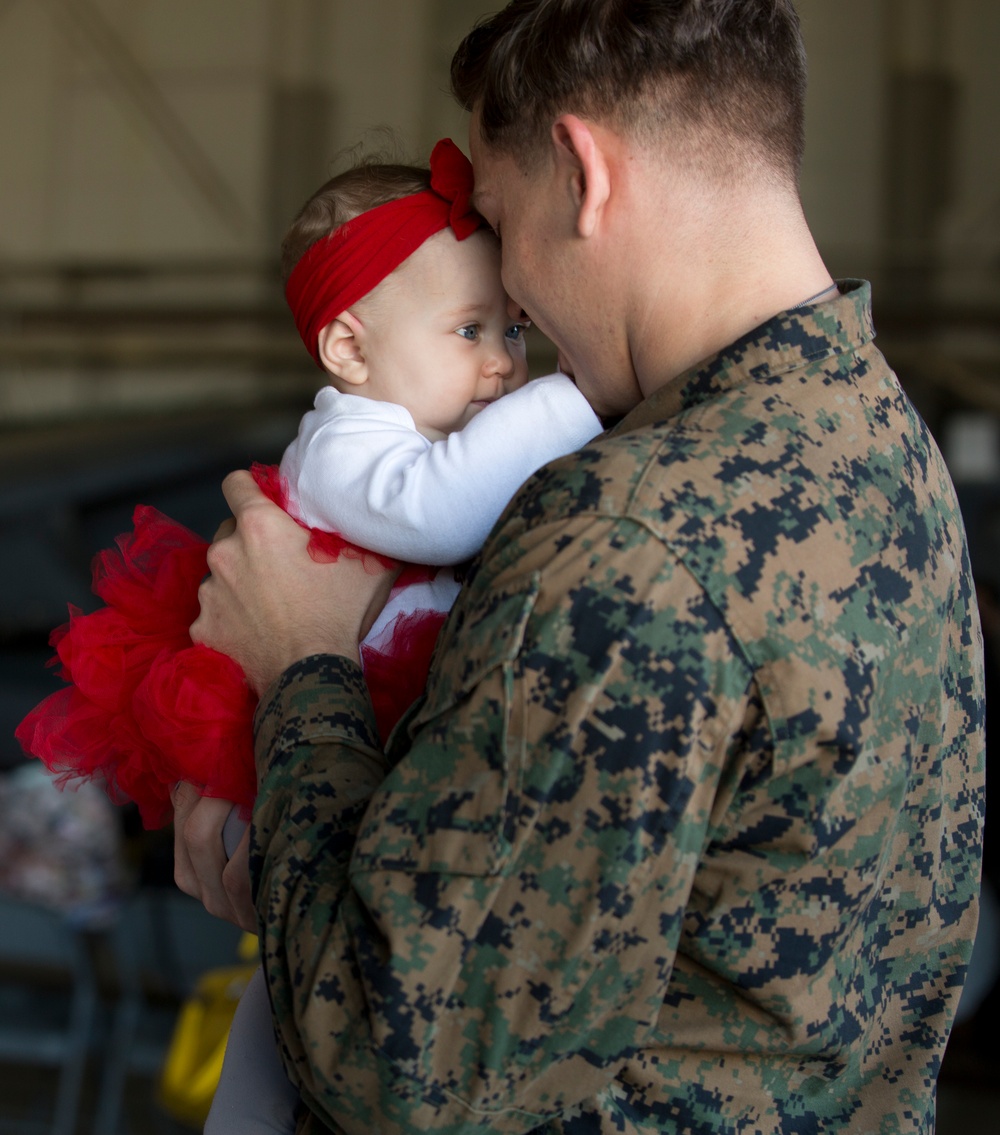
[0,0,998,1131]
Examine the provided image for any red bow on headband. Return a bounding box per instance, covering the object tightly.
[429,138,480,239]
[285,139,483,366]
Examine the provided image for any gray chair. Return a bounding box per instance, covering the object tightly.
[0,897,102,1135]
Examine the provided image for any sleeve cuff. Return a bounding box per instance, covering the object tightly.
[253,654,382,777]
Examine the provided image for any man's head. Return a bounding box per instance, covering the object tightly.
[452,0,820,418]
[451,0,808,188]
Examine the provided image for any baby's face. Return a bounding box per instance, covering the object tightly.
[356,230,530,440]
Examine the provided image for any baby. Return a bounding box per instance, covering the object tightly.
[205,139,602,1133]
[17,140,600,823]
[16,135,600,1133]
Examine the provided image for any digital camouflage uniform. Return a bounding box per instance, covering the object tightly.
[250,281,985,1135]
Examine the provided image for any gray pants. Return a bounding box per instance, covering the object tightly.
[203,965,300,1135]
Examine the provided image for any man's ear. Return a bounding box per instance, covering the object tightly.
[316,311,368,386]
[550,114,611,239]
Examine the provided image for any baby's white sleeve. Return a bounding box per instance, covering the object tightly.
[282,374,602,564]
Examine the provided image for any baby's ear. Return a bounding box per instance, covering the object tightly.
[317,312,368,386]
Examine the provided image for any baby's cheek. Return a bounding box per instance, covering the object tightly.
[504,367,529,394]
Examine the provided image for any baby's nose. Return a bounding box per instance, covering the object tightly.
[485,341,516,378]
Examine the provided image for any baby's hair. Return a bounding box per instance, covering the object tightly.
[281,151,431,284]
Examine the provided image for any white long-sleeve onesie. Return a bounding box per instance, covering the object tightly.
[279,371,603,566]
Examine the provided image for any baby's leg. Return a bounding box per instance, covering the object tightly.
[203,964,300,1134]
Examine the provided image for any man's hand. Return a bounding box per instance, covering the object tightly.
[172,784,256,932]
[191,469,399,695]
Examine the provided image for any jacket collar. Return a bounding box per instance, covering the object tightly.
[611,279,875,436]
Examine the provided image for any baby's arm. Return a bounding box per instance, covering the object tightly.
[283,373,602,564]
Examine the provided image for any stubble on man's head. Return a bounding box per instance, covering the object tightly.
[451,0,808,191]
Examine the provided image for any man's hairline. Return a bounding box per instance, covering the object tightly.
[465,75,804,193]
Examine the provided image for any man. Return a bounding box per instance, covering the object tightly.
[176,2,985,1131]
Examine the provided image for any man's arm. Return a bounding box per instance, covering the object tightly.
[175,471,399,926]
[251,506,754,1134]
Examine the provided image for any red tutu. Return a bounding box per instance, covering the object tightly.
[16,465,445,828]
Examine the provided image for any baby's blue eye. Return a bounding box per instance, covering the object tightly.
[457,325,479,341]
[505,323,528,342]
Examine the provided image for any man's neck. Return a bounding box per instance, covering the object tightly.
[624,182,833,399]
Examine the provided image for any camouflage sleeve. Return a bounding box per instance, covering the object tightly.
[250,509,756,1135]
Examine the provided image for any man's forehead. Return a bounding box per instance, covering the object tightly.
[468,138,510,216]
[469,162,499,217]
[467,126,491,198]
[468,114,511,196]
[470,180,492,216]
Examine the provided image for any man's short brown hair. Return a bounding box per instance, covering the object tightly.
[451,0,808,185]
[281,162,430,284]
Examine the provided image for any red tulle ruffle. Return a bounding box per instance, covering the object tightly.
[252,462,398,572]
[361,609,446,739]
[16,466,444,828]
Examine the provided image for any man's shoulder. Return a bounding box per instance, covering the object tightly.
[505,336,931,542]
[493,337,971,660]
[506,425,661,529]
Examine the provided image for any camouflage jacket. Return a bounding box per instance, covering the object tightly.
[251,281,985,1135]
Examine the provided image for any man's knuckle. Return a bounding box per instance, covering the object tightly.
[183,815,213,856]
[173,864,196,899]
[206,898,229,921]
[204,542,225,573]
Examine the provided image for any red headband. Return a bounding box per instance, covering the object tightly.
[285,138,483,366]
